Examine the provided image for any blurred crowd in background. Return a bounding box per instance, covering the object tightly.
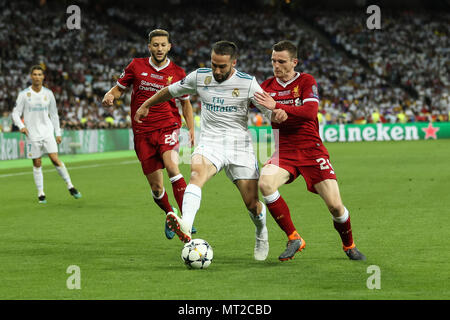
[0,0,448,132]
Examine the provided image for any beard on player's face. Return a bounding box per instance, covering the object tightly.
[151,51,168,63]
[213,67,232,83]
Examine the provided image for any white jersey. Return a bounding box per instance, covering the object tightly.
[12,86,61,141]
[168,68,272,146]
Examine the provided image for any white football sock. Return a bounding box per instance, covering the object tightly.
[248,201,266,232]
[332,207,349,223]
[263,190,280,204]
[55,162,74,189]
[182,184,202,232]
[169,174,183,184]
[151,187,165,200]
[33,166,44,196]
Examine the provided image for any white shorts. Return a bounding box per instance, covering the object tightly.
[192,142,259,182]
[26,136,58,159]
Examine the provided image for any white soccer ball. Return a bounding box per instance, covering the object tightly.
[181,238,213,269]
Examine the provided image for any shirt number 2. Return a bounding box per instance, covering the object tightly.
[316,158,335,174]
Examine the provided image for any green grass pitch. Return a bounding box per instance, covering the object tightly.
[0,140,449,300]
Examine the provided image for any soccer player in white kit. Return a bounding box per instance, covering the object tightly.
[135,41,288,261]
[12,65,81,204]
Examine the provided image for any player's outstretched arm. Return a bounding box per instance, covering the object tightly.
[180,99,195,146]
[255,91,317,121]
[254,91,276,110]
[134,87,173,123]
[102,85,124,107]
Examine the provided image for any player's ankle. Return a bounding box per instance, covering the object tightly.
[343,242,356,251]
[288,230,301,241]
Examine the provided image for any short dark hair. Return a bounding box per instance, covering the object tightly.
[148,29,170,43]
[29,65,44,74]
[212,40,238,60]
[272,40,298,59]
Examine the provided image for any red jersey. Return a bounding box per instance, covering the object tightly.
[261,72,323,150]
[117,57,188,135]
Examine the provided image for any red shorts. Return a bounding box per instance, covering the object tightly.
[134,126,180,175]
[266,145,337,194]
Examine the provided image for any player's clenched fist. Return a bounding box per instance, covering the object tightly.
[271,109,288,123]
[134,105,149,123]
[20,127,29,137]
[102,92,115,106]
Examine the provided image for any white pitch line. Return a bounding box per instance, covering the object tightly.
[0,159,138,178]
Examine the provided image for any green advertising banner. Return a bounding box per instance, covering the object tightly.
[318,122,448,142]
[249,121,449,143]
[0,129,134,160]
[1,122,448,161]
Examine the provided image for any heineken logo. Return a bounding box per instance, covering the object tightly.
[319,123,441,142]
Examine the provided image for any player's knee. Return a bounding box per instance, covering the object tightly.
[258,177,275,195]
[189,169,206,187]
[190,169,199,181]
[33,159,42,167]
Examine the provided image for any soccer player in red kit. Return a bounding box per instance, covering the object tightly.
[254,40,366,261]
[102,29,196,239]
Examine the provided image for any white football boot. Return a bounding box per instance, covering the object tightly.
[166,212,192,243]
[254,226,269,261]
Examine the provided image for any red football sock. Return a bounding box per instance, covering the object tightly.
[171,176,187,212]
[266,195,297,237]
[152,189,173,214]
[333,216,354,249]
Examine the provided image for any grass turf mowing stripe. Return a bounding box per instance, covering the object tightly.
[0,150,136,170]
